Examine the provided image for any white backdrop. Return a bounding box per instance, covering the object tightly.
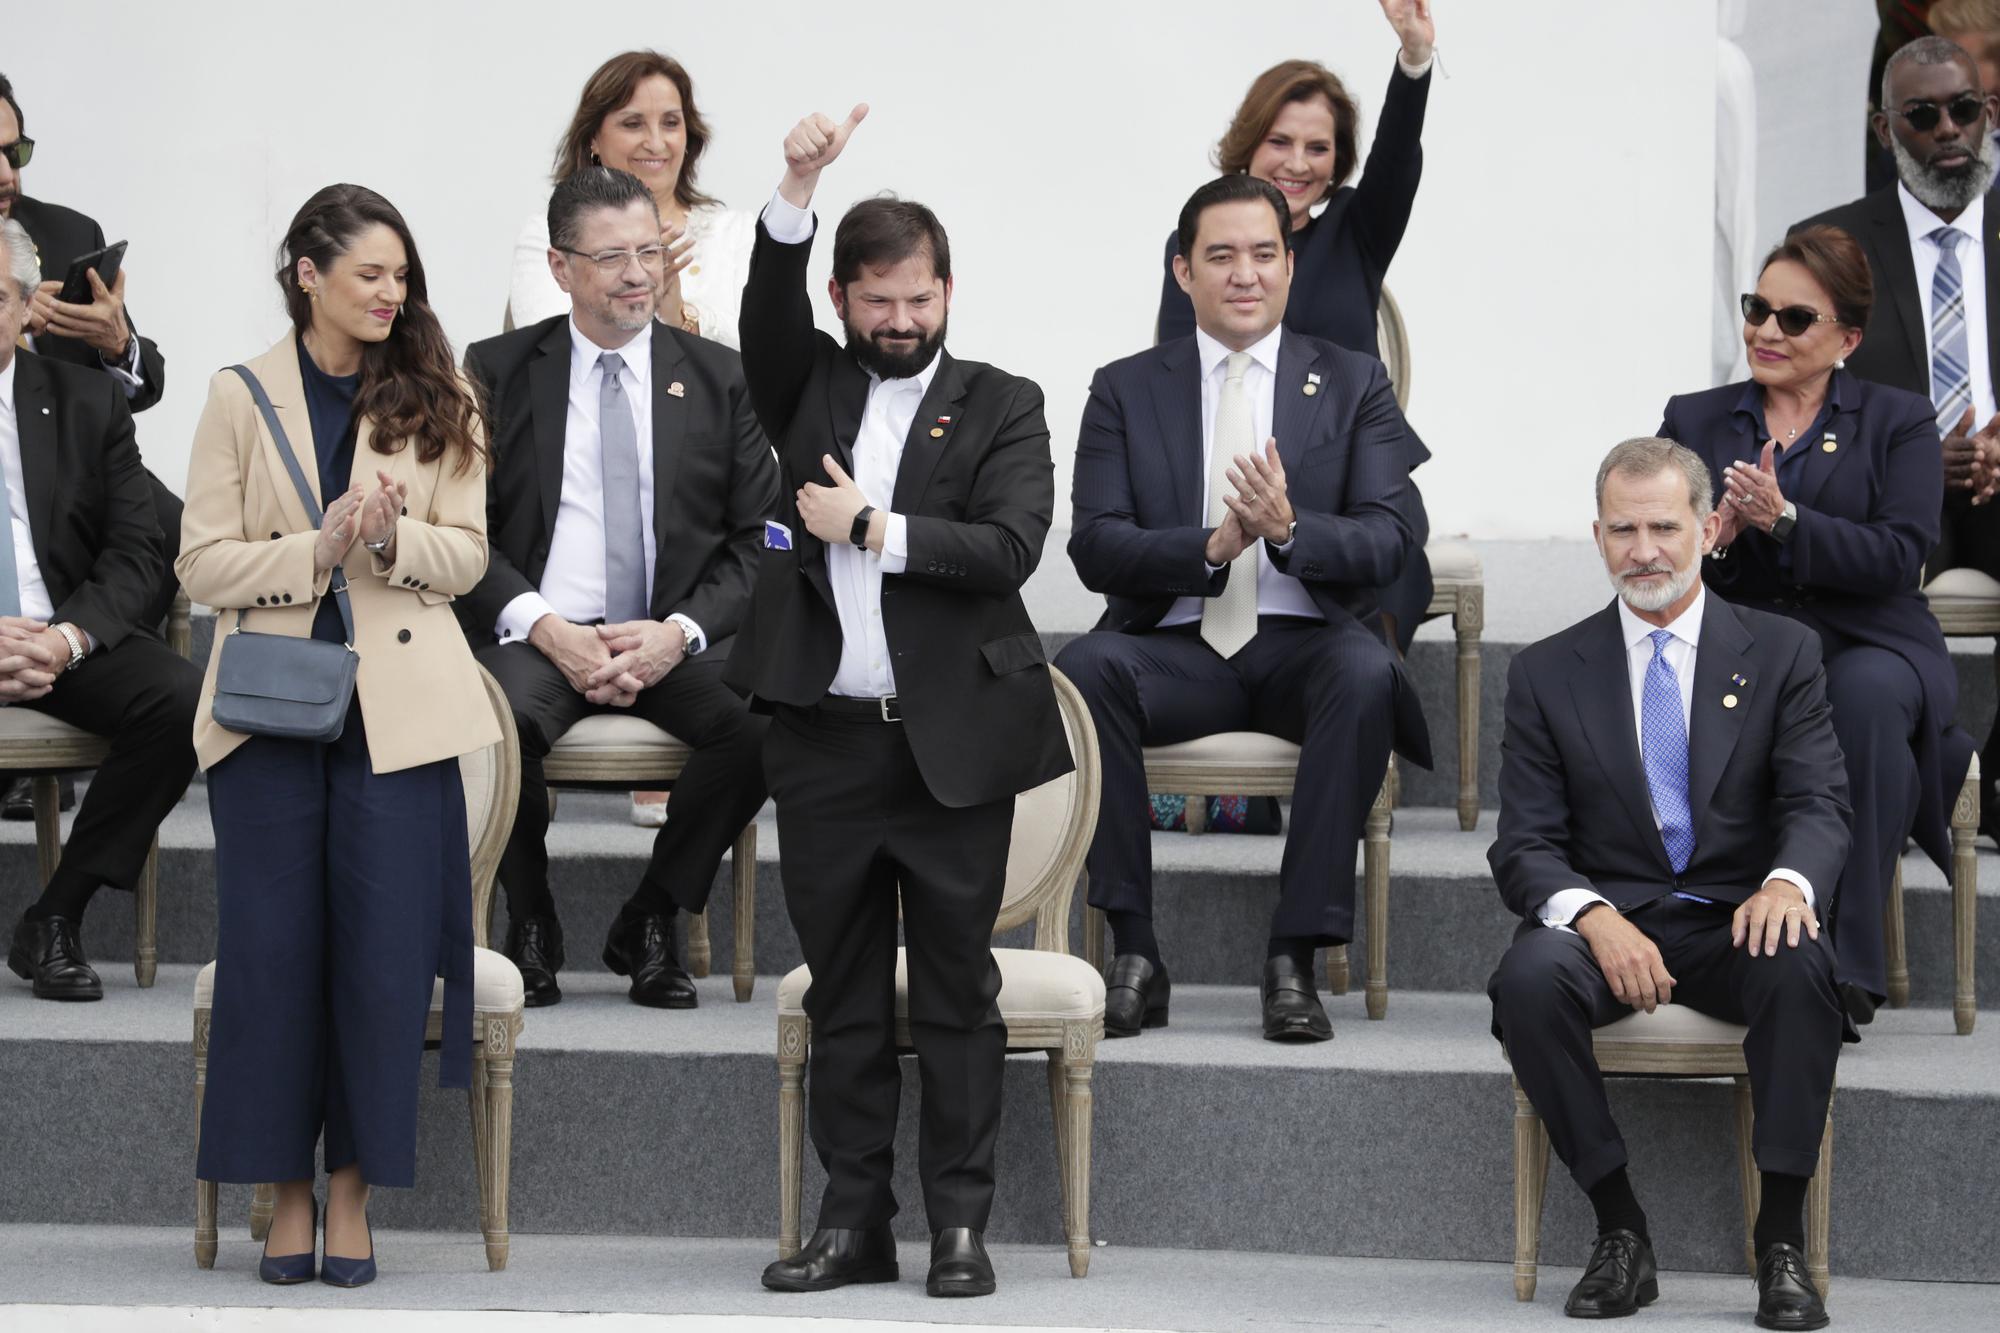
[21,1,1716,541]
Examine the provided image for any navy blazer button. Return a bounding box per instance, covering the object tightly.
[270,531,282,540]
[256,597,267,605]
[397,629,412,643]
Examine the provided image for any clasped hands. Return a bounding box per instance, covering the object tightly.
[313,471,407,573]
[531,614,687,707]
[29,268,131,360]
[1941,407,2000,504]
[1574,880,1818,1013]
[1205,439,1294,565]
[0,616,76,703]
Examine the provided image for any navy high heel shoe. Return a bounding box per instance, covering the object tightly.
[258,1196,317,1285]
[320,1204,376,1288]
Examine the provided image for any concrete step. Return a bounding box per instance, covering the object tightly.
[2,971,1994,1283]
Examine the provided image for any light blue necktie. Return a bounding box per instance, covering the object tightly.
[1930,227,1973,433]
[0,428,21,618]
[1641,629,1696,875]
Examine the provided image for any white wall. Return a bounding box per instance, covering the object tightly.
[22,0,1714,542]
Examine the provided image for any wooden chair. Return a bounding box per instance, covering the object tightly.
[774,667,1104,1277]
[1081,739,1395,1019]
[1883,757,1981,1034]
[1511,1005,1833,1303]
[541,716,758,1002]
[194,665,528,1272]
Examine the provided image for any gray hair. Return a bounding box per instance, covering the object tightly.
[0,217,40,300]
[1595,437,1714,519]
[1882,34,1981,109]
[547,166,659,254]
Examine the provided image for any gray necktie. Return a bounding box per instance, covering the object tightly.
[597,352,648,622]
[1201,351,1258,658]
[0,422,22,618]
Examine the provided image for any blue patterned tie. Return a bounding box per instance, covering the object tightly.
[1641,629,1696,874]
[1931,227,1973,433]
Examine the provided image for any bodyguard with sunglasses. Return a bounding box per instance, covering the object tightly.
[1659,224,1970,1033]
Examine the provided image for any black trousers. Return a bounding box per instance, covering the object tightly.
[17,635,201,910]
[1053,615,1398,944]
[146,470,183,633]
[1933,494,2000,821]
[478,637,768,925]
[767,702,1014,1232]
[1488,895,1843,1192]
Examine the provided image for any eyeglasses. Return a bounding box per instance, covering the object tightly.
[1741,293,1840,337]
[1891,95,1988,132]
[0,136,34,170]
[558,245,666,273]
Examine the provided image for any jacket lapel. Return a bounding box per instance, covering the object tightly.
[12,353,59,576]
[1569,603,1675,874]
[252,335,323,529]
[1151,338,1202,524]
[823,351,870,477]
[649,329,688,612]
[1866,189,1928,381]
[1271,331,1327,473]
[890,352,967,513]
[528,320,570,537]
[1984,186,2000,396]
[1685,593,1754,833]
[1791,372,1863,510]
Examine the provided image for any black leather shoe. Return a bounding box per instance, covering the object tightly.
[1103,954,1169,1037]
[8,914,102,1001]
[1754,1242,1828,1330]
[761,1226,898,1292]
[1261,956,1331,1042]
[927,1227,995,1297]
[504,915,564,1007]
[1564,1229,1658,1319]
[602,911,697,1009]
[2,776,74,822]
[1839,982,1877,1027]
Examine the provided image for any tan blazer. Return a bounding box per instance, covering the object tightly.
[177,333,501,774]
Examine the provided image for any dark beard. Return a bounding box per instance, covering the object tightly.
[844,316,947,380]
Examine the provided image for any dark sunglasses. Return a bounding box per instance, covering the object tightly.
[1892,95,1988,132]
[1741,293,1839,337]
[0,135,32,170]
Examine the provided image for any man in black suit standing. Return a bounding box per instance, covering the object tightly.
[731,105,1071,1300]
[461,168,777,1010]
[1488,438,1847,1331]
[0,218,200,1001]
[1055,174,1429,1044]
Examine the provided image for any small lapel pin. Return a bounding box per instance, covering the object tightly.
[1303,381,1318,397]
[667,381,685,398]
[1821,431,1837,453]
[929,427,944,438]
[1731,672,1748,687]
[937,416,953,425]
[1723,693,1739,709]
[41,407,49,415]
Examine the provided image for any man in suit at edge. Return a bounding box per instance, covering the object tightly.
[1055,173,1429,1044]
[1487,438,1847,1331]
[0,219,200,1000]
[1798,34,2000,836]
[729,104,1072,1300]
[460,167,777,1009]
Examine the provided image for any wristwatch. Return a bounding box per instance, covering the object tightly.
[1770,501,1798,544]
[850,505,876,549]
[1571,900,1612,927]
[364,534,393,554]
[54,624,87,672]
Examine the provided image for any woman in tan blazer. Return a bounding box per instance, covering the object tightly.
[178,184,494,1288]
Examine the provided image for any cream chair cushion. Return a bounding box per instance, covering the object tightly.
[1426,539,1483,584]
[1002,764,1082,915]
[0,712,102,744]
[194,947,525,1013]
[778,948,1106,1023]
[1593,1004,1746,1044]
[1143,732,1302,766]
[549,714,691,758]
[1922,566,2000,604]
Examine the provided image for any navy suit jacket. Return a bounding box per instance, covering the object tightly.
[1068,327,1430,766]
[1660,372,1972,868]
[1489,593,1851,924]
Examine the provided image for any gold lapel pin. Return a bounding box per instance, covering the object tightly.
[1304,371,1322,396]
[929,427,944,438]
[1731,672,1747,686]
[1723,694,1739,709]
[1821,432,1837,453]
[667,381,686,398]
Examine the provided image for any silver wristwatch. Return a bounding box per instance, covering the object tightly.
[54,624,87,671]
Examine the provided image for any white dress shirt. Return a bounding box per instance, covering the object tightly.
[760,190,926,698]
[1538,587,1814,929]
[509,202,759,349]
[1158,325,1321,628]
[494,318,703,653]
[1898,184,1996,426]
[0,354,56,620]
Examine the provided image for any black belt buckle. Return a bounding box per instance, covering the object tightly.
[879,695,901,722]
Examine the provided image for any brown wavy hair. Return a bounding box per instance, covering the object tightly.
[1764,225,1875,329]
[276,184,486,474]
[552,50,717,211]
[1214,60,1361,200]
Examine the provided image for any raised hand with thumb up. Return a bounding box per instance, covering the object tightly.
[779,104,869,207]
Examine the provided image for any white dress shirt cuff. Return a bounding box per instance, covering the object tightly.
[1398,51,1435,78]
[761,191,816,244]
[879,513,909,575]
[1270,537,1295,556]
[1764,869,1815,911]
[1539,887,1611,932]
[99,333,145,395]
[666,612,705,656]
[497,592,558,645]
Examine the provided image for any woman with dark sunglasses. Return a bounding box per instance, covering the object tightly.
[1658,223,1971,1032]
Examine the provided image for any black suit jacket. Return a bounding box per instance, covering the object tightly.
[726,218,1073,809]
[1488,593,1851,923]
[1796,184,2000,404]
[11,195,165,414]
[4,350,164,650]
[1069,328,1430,765]
[458,315,778,644]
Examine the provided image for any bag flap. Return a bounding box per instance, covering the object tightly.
[216,632,353,705]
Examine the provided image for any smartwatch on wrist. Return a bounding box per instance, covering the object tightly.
[850,505,876,549]
[1769,501,1798,544]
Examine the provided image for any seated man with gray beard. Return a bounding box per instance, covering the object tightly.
[1487,439,1847,1331]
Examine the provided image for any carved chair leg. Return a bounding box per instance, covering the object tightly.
[1513,1080,1550,1301]
[1057,1031,1096,1278]
[1734,1076,1760,1275]
[1182,794,1207,835]
[733,824,756,1002]
[687,908,712,979]
[1045,1054,1072,1238]
[469,1036,493,1255]
[1951,770,1979,1035]
[194,1010,216,1268]
[33,776,62,885]
[1807,1104,1833,1299]
[135,838,159,988]
[1365,769,1391,1019]
[1454,587,1484,831]
[249,1183,275,1242]
[480,1026,519,1272]
[1325,945,1350,996]
[777,1014,809,1259]
[1883,861,1909,1009]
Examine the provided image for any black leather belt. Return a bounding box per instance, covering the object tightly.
[812,694,902,722]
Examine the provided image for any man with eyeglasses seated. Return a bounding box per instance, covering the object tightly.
[1799,34,2000,844]
[0,71,187,820]
[459,166,777,1009]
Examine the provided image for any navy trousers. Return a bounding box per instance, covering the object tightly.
[197,701,472,1188]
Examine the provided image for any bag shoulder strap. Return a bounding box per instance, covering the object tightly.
[226,363,356,647]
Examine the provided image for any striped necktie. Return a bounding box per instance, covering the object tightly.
[1930,226,1973,433]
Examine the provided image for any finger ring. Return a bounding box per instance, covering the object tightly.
[1784,907,1801,916]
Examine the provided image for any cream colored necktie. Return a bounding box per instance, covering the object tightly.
[1201,351,1258,658]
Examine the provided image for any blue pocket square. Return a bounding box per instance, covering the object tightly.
[764,520,793,551]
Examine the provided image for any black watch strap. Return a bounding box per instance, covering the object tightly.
[851,505,876,548]
[1571,900,1611,926]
